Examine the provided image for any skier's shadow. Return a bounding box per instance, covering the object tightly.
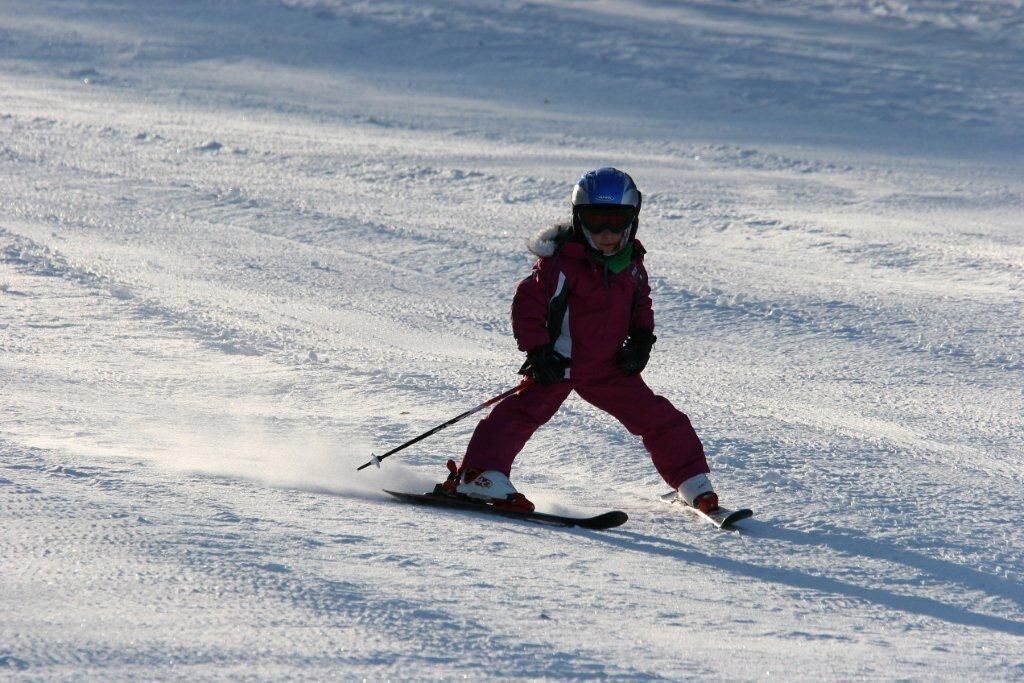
[747,519,1024,609]
[594,521,1024,637]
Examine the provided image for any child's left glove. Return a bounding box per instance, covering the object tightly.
[616,328,657,375]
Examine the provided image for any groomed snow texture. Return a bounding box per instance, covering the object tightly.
[1,0,1022,679]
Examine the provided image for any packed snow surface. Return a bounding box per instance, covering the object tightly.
[2,0,1022,679]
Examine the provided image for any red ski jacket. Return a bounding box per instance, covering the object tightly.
[512,225,654,381]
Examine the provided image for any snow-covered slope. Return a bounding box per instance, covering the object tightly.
[2,0,1022,678]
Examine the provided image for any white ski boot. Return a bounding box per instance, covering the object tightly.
[456,468,535,513]
[675,473,719,513]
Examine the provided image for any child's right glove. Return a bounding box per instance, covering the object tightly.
[616,328,657,375]
[519,346,570,385]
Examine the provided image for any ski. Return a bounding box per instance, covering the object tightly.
[384,488,628,530]
[661,491,753,529]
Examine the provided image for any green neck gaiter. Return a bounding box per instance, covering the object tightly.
[592,242,634,274]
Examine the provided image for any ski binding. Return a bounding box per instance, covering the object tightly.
[661,491,753,529]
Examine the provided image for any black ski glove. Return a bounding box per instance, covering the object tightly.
[519,346,570,385]
[616,328,656,376]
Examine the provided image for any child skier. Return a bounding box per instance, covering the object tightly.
[444,168,717,514]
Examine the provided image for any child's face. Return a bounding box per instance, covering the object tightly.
[593,229,623,254]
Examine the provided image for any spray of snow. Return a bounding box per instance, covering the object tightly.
[26,406,434,501]
[143,416,433,499]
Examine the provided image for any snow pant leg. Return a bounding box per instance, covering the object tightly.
[461,381,573,477]
[574,374,708,489]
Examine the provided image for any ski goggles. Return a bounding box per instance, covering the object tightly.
[577,204,636,235]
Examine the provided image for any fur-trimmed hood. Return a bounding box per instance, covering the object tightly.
[526,223,572,257]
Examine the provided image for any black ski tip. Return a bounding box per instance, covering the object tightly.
[719,508,754,529]
[578,510,629,530]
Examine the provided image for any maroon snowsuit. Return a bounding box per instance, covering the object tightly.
[461,227,709,489]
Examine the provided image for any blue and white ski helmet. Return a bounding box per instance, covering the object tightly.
[571,167,643,250]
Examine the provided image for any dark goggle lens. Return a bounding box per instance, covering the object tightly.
[579,205,634,234]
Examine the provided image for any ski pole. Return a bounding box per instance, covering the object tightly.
[356,376,536,471]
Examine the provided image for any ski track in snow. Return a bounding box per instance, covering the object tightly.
[2,0,1023,679]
